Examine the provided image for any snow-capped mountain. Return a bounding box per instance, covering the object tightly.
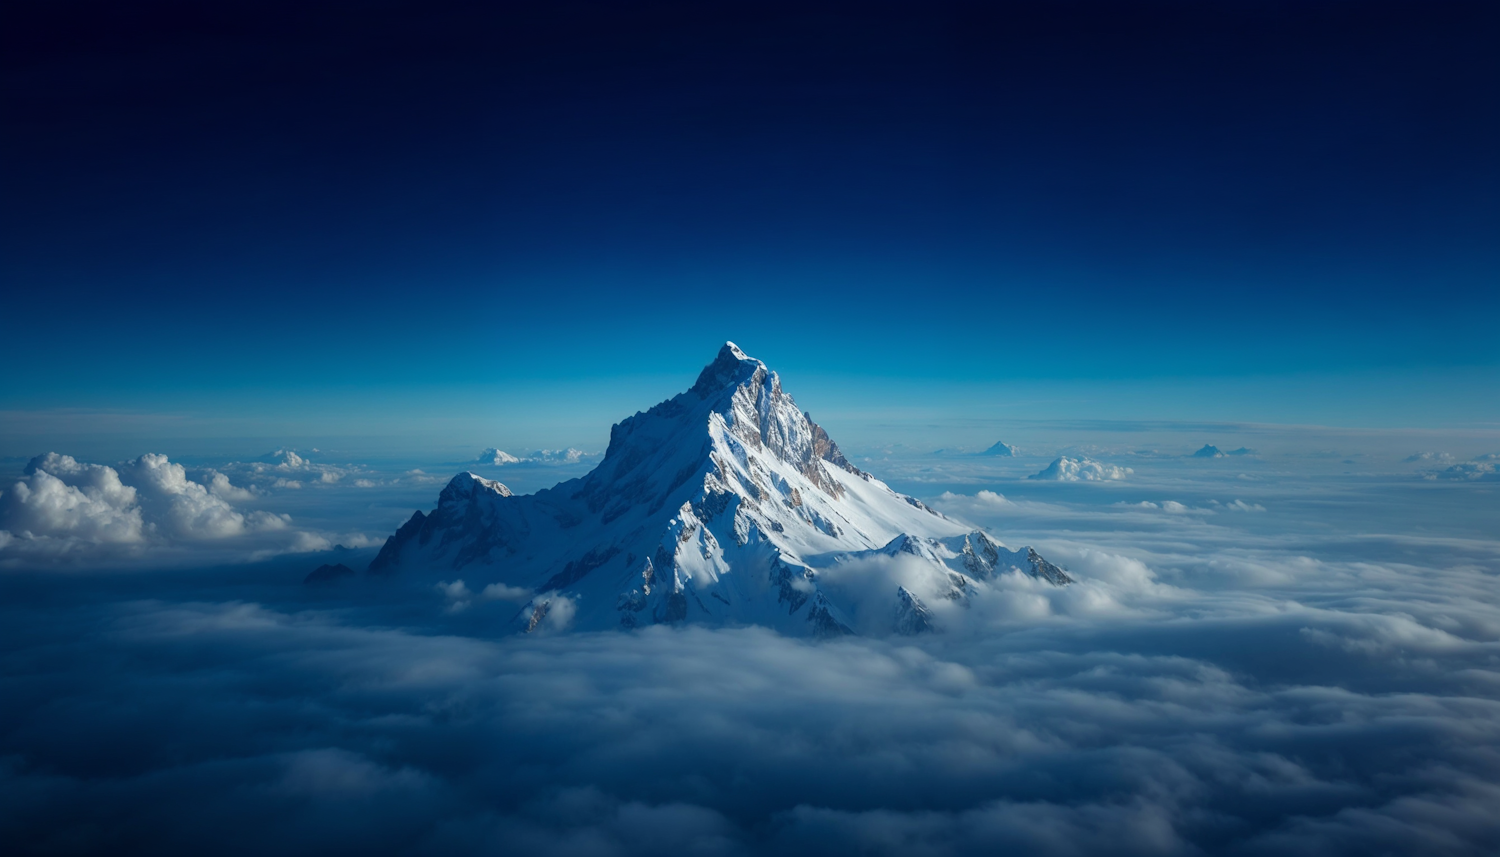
[371,343,1070,635]
[477,448,521,465]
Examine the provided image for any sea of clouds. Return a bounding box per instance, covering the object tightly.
[2,432,1499,855]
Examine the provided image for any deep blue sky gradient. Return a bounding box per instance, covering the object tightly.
[3,0,1497,447]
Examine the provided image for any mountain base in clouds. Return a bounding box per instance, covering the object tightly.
[4,422,1500,856]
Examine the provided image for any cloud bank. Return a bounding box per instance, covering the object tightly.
[3,585,1498,856]
[2,438,1499,855]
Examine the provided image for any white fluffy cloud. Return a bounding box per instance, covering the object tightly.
[436,578,538,614]
[0,454,145,546]
[1117,500,1207,515]
[1431,461,1499,481]
[474,447,599,466]
[1030,456,1132,481]
[205,470,257,502]
[0,452,303,564]
[221,449,361,489]
[120,453,288,539]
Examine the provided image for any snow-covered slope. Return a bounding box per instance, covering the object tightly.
[371,343,1070,635]
[477,448,521,465]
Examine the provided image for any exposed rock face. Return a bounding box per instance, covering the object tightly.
[370,342,1071,635]
[894,587,935,635]
[1025,548,1074,586]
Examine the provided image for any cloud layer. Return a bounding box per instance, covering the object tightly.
[2,436,1499,854]
[3,588,1498,856]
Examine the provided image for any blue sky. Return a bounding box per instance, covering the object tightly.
[3,0,1497,455]
[5,6,1500,853]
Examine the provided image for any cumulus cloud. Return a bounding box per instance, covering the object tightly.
[205,470,257,502]
[1116,500,1207,515]
[0,454,145,547]
[530,448,596,465]
[120,453,288,539]
[1431,461,1499,481]
[480,582,531,602]
[1030,456,1132,481]
[1218,499,1267,512]
[437,579,537,613]
[0,452,324,565]
[219,449,365,490]
[263,448,308,469]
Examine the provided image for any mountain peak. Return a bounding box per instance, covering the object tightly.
[369,346,1071,636]
[439,472,512,506]
[691,342,766,399]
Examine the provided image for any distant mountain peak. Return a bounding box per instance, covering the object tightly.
[1193,444,1226,458]
[477,448,521,465]
[304,562,355,585]
[981,441,1018,457]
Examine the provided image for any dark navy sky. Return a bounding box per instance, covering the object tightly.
[3,1,1497,443]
